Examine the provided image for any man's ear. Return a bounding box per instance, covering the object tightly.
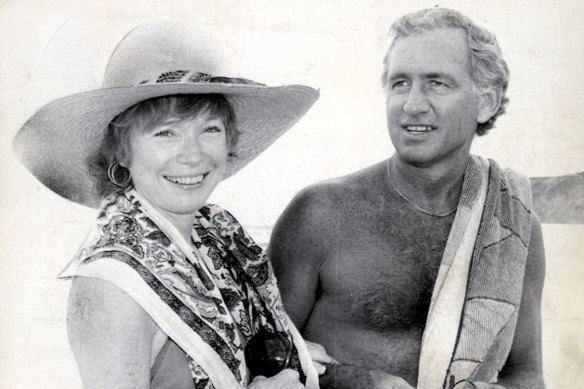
[477,87,502,124]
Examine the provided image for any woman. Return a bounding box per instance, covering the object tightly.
[13,22,327,388]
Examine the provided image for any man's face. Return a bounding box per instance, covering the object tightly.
[385,28,486,168]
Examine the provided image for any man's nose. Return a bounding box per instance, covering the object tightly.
[402,85,430,115]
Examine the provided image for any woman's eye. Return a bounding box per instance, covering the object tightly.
[204,126,224,133]
[154,129,173,137]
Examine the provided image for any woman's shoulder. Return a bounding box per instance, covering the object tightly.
[67,277,158,338]
[67,277,159,388]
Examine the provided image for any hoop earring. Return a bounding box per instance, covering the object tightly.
[107,162,131,188]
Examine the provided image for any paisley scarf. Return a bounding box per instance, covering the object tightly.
[60,190,318,388]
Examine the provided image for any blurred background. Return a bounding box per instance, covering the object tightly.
[1,0,582,387]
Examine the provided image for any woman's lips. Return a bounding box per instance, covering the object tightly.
[164,174,206,185]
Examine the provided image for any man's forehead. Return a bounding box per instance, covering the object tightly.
[387,28,471,76]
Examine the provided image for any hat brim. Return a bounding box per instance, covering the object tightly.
[13,82,319,208]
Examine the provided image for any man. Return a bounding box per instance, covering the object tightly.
[268,8,545,389]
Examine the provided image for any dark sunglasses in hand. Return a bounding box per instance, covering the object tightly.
[244,328,293,378]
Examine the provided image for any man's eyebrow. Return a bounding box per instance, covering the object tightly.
[387,71,409,80]
[423,73,457,82]
[387,71,457,81]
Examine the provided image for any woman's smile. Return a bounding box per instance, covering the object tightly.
[164,174,206,186]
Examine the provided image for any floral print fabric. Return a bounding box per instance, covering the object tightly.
[73,191,305,387]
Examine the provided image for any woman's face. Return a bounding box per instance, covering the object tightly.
[124,110,228,224]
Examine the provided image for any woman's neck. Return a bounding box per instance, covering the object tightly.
[129,189,197,247]
[159,212,197,246]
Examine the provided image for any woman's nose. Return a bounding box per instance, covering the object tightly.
[176,137,203,164]
[402,85,430,115]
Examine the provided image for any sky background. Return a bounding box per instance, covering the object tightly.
[1,0,583,388]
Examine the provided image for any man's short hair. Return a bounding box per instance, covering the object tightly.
[381,8,510,135]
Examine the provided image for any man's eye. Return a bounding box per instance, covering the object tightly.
[430,80,448,88]
[391,80,410,89]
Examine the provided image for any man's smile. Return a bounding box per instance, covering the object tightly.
[403,125,436,134]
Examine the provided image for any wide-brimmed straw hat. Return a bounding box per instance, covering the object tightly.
[13,22,319,208]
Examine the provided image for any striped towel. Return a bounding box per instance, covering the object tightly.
[418,156,532,389]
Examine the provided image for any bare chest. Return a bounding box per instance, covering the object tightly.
[317,205,454,330]
[304,208,454,382]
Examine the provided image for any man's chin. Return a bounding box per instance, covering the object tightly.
[395,150,438,167]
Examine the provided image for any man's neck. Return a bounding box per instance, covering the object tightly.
[387,154,470,217]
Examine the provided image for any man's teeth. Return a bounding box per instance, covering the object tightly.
[165,175,204,185]
[406,126,434,133]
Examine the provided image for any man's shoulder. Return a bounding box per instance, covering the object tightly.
[486,157,532,209]
[487,158,529,183]
[295,161,386,203]
[275,161,387,230]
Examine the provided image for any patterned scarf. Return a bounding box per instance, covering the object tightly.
[61,190,312,388]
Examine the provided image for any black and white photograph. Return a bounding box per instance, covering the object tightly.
[1,1,582,388]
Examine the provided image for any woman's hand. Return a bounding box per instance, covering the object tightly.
[248,369,304,389]
[305,341,339,375]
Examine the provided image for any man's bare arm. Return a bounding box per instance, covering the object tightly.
[320,365,415,389]
[483,214,547,389]
[268,186,330,330]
